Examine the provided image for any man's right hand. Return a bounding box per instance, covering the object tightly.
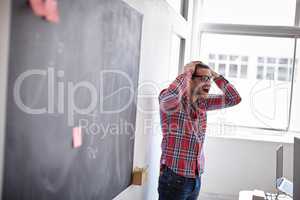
[210,68,220,79]
[183,61,201,74]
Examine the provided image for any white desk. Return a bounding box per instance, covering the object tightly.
[239,191,293,200]
[239,191,253,200]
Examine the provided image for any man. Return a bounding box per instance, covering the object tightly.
[158,61,241,200]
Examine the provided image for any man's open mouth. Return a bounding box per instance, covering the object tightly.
[202,88,209,93]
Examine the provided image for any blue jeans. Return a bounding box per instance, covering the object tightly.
[158,166,201,200]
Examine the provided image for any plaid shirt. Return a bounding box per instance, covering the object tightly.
[158,70,241,178]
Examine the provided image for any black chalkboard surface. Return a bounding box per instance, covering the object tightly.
[3,0,142,199]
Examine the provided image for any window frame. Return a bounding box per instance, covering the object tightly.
[198,0,300,133]
[166,0,189,20]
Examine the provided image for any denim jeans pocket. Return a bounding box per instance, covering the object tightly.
[171,176,186,188]
[158,170,198,199]
[159,170,172,185]
[159,174,187,195]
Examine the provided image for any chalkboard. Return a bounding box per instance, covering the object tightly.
[3,0,142,199]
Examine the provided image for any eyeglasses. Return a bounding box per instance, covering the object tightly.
[192,75,212,82]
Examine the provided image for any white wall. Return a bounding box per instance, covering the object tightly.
[114,1,296,199]
[113,0,197,199]
[0,0,10,198]
[201,133,294,197]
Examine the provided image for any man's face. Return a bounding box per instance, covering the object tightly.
[191,67,212,99]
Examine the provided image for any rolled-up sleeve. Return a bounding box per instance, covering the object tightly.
[205,76,242,111]
[159,70,192,112]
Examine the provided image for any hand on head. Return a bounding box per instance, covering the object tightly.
[183,61,202,74]
[183,60,219,100]
[183,61,219,79]
[210,69,220,79]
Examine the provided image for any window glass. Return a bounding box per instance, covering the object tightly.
[200,33,294,129]
[202,0,296,26]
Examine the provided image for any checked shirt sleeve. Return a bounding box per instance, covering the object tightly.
[158,70,193,112]
[205,75,242,111]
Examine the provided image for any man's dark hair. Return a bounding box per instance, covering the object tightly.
[191,62,210,79]
[195,62,210,70]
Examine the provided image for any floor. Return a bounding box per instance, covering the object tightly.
[199,192,238,200]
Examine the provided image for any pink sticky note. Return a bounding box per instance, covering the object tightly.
[29,0,46,16]
[29,0,60,23]
[44,0,60,23]
[73,127,82,148]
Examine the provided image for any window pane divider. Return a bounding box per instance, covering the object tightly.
[295,0,300,26]
[200,23,300,38]
[287,39,297,131]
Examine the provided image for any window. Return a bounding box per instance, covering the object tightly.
[266,66,275,80]
[181,0,189,20]
[256,66,264,80]
[205,52,248,78]
[267,57,276,64]
[241,56,248,62]
[278,67,288,81]
[178,38,186,73]
[201,0,296,26]
[218,54,227,60]
[229,64,238,78]
[258,57,264,63]
[208,62,215,70]
[240,65,248,78]
[209,54,216,60]
[166,0,189,20]
[199,0,300,133]
[289,67,294,81]
[279,58,289,65]
[169,34,185,79]
[230,55,238,61]
[200,33,294,130]
[218,64,226,76]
